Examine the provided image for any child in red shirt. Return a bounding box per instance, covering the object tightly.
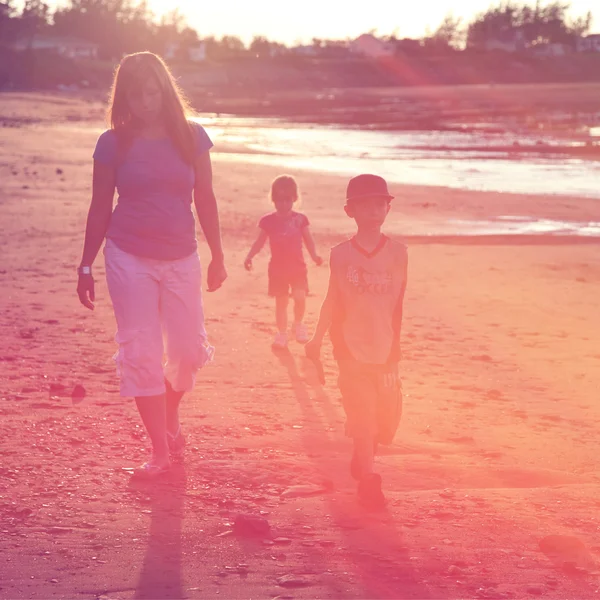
[245,175,322,348]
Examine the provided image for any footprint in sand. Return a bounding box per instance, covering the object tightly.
[471,354,493,362]
[448,435,475,445]
[458,401,477,409]
[540,414,562,423]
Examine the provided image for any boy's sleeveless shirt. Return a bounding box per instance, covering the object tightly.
[92,122,213,260]
[329,236,408,366]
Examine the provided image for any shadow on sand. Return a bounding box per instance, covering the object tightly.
[129,464,187,599]
[272,346,437,599]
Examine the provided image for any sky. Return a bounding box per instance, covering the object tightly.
[33,0,600,44]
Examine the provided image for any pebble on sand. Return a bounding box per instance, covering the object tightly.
[233,514,271,538]
[281,483,333,499]
[277,575,312,588]
[525,585,545,596]
[71,384,86,403]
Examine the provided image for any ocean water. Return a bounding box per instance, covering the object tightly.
[196,115,600,200]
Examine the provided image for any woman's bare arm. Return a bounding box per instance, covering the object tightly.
[193,151,227,291]
[77,160,115,310]
[79,161,115,267]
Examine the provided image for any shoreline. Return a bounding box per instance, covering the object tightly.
[3,83,600,135]
[2,90,599,236]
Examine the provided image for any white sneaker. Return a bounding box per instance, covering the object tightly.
[272,332,288,348]
[294,322,310,344]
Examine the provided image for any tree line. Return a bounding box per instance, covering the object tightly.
[435,1,593,50]
[0,0,595,61]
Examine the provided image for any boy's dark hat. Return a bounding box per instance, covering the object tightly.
[346,174,394,202]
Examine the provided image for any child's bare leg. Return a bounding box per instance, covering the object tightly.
[292,289,306,324]
[275,295,289,333]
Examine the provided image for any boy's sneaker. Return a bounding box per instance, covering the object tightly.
[272,332,288,349]
[357,473,386,510]
[294,322,310,344]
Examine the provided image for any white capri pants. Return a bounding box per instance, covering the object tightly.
[104,239,214,398]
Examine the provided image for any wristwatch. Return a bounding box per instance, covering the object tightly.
[77,266,92,276]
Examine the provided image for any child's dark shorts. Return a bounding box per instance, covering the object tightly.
[268,263,309,298]
[338,359,403,445]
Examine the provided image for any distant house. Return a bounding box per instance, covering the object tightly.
[531,42,570,57]
[320,40,351,58]
[164,41,207,62]
[482,28,525,53]
[293,45,318,56]
[164,42,180,61]
[393,38,422,55]
[189,43,206,62]
[11,35,99,59]
[350,34,395,58]
[577,34,600,53]
[268,44,290,58]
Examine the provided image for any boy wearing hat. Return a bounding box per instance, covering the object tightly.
[305,174,408,509]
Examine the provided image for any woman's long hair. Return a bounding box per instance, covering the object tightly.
[107,52,196,164]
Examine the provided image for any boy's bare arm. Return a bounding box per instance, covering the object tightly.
[244,229,268,270]
[305,272,337,359]
[391,249,409,352]
[312,292,333,343]
[80,161,116,268]
[397,250,409,334]
[397,280,407,334]
[301,226,323,265]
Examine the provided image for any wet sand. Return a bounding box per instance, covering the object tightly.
[1,93,600,599]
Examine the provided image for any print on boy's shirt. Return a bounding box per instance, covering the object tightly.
[329,237,408,365]
[346,265,393,295]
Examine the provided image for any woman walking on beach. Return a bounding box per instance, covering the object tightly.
[77,52,226,477]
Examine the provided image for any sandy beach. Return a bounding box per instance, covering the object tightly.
[1,92,600,599]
